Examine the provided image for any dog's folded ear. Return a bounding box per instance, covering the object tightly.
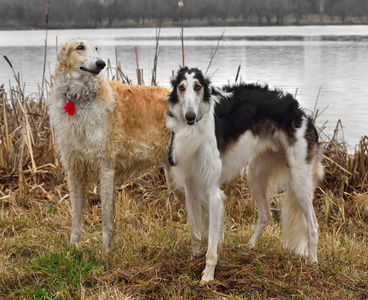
[169,73,177,88]
[57,42,68,62]
[170,68,181,87]
[204,74,211,86]
[56,42,69,74]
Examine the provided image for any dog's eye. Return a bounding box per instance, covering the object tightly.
[195,84,202,91]
[76,45,85,51]
[95,47,98,51]
[178,85,185,91]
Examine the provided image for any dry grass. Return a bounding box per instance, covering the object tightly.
[0,82,367,299]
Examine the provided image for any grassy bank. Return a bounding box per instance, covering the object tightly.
[0,80,367,299]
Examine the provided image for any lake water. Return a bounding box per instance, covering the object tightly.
[1,26,368,148]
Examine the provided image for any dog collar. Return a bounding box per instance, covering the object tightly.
[63,93,81,116]
[63,101,76,116]
[62,92,96,115]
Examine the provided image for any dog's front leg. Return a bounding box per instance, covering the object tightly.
[162,161,185,203]
[100,162,115,254]
[68,171,86,245]
[184,184,202,256]
[201,187,225,283]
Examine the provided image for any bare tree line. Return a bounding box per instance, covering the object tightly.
[0,0,367,28]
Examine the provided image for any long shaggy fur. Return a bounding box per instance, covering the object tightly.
[49,40,174,252]
[167,67,324,282]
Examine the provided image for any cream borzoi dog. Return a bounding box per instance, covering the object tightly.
[167,67,324,282]
[49,40,174,253]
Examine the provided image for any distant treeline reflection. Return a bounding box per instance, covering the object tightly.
[1,0,367,29]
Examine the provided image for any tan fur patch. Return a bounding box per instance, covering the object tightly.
[109,81,170,138]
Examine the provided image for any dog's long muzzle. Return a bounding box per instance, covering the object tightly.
[185,111,196,125]
[80,60,106,75]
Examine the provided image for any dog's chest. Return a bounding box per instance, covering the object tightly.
[52,102,111,154]
[172,123,222,187]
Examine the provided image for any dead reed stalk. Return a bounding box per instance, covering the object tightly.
[135,47,144,85]
[151,26,161,86]
[41,0,50,104]
[179,0,185,67]
[205,30,225,75]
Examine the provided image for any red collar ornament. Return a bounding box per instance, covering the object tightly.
[63,101,76,116]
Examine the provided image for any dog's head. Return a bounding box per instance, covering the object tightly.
[56,40,106,78]
[169,67,211,125]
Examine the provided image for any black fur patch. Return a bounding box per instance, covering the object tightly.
[213,83,306,154]
[168,131,176,167]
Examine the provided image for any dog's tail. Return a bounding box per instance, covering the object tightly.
[281,187,309,255]
[281,155,324,256]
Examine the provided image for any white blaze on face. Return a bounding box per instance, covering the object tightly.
[177,72,205,125]
[82,41,102,70]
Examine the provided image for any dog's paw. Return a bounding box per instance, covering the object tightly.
[191,243,201,258]
[306,252,318,264]
[200,267,215,284]
[245,241,256,249]
[102,243,111,255]
[70,233,81,244]
[190,252,199,261]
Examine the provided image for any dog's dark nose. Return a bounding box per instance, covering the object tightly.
[96,60,106,70]
[185,112,196,125]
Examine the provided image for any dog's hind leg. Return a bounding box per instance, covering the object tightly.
[69,170,86,245]
[247,150,285,248]
[100,163,116,254]
[284,175,318,261]
[201,186,225,283]
[184,184,202,256]
[283,145,319,262]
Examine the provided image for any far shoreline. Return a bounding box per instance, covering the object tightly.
[1,14,367,31]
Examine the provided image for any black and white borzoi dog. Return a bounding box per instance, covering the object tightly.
[166,67,324,282]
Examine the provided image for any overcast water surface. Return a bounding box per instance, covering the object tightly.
[1,26,367,148]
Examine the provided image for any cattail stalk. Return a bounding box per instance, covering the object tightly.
[179,0,184,67]
[41,0,50,103]
[151,26,161,86]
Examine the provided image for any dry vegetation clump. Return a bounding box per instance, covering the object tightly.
[0,86,367,299]
[321,120,368,194]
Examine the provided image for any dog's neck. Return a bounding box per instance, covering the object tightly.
[56,73,101,106]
